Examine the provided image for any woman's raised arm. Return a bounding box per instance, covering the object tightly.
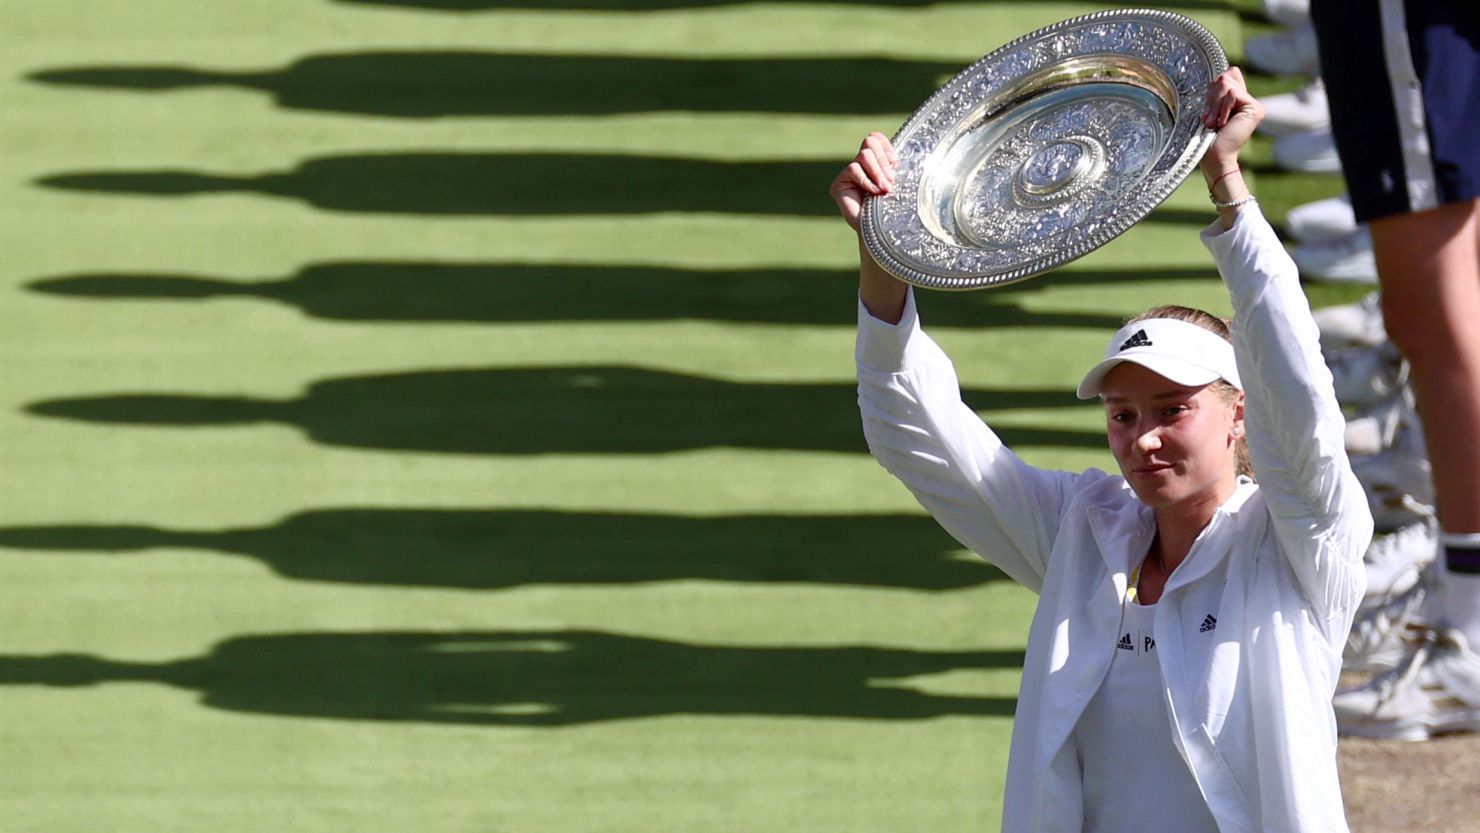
[829,131,909,324]
[1199,68,1373,625]
[1199,66,1262,230]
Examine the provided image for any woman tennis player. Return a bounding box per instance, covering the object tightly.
[830,69,1374,833]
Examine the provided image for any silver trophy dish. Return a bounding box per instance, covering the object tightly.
[860,9,1228,290]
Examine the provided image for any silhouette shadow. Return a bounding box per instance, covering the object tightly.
[29,52,960,118]
[0,630,1022,726]
[0,509,1005,591]
[37,153,840,216]
[342,0,944,6]
[26,366,1104,455]
[35,153,1237,220]
[26,262,1175,328]
[330,0,1231,10]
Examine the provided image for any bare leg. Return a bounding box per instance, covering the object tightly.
[1372,198,1480,531]
[1372,198,1480,652]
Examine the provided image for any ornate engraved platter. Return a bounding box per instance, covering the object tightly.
[860,9,1227,290]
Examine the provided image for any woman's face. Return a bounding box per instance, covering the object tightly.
[1101,362,1244,512]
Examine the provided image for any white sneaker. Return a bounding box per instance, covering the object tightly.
[1335,627,1480,740]
[1344,389,1417,456]
[1258,78,1329,138]
[1273,126,1342,173]
[1367,493,1437,534]
[1351,442,1435,532]
[1313,291,1384,350]
[1363,519,1438,600]
[1347,569,1434,672]
[1262,0,1311,27]
[1244,22,1322,77]
[1287,194,1358,243]
[1325,341,1409,409]
[1292,227,1376,283]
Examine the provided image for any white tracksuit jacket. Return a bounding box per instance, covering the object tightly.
[855,206,1374,833]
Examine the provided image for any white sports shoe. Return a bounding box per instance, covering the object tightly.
[1346,568,1434,672]
[1313,291,1384,350]
[1286,194,1358,243]
[1273,126,1342,173]
[1351,440,1435,532]
[1292,227,1377,283]
[1344,390,1417,456]
[1335,627,1480,740]
[1258,78,1329,138]
[1325,341,1409,409]
[1362,519,1438,601]
[1245,23,1322,77]
[1262,0,1311,27]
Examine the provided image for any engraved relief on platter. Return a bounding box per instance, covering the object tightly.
[859,10,1227,289]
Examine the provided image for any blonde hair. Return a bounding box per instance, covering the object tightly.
[1126,305,1252,479]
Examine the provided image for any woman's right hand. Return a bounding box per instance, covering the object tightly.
[829,131,898,232]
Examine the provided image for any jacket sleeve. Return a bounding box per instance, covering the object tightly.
[1202,206,1374,630]
[855,290,1079,593]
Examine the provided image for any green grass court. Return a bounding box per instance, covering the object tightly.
[1,2,1373,831]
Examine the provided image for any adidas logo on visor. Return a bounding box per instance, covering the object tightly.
[1119,329,1153,351]
[1200,615,1217,633]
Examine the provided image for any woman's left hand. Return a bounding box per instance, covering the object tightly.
[1201,67,1263,174]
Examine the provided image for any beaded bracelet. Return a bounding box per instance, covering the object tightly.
[1210,194,1257,210]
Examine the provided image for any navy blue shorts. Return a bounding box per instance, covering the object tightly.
[1310,0,1480,222]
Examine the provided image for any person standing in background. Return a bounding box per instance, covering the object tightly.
[1309,1,1480,739]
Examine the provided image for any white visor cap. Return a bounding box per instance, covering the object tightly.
[1076,318,1242,400]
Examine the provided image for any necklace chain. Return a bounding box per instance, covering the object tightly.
[1128,543,1170,604]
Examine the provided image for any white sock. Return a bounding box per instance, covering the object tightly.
[1440,531,1480,647]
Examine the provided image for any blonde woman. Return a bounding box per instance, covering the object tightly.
[831,69,1373,833]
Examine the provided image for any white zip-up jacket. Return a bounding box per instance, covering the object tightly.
[855,207,1374,833]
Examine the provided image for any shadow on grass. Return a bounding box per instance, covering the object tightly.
[0,509,1005,591]
[0,630,1021,726]
[37,154,843,217]
[35,152,1239,220]
[26,366,1104,455]
[29,52,959,117]
[333,0,1230,9]
[25,262,1220,327]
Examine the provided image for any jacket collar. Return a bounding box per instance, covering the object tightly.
[1167,479,1257,592]
[1087,486,1155,598]
[1087,479,1258,594]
